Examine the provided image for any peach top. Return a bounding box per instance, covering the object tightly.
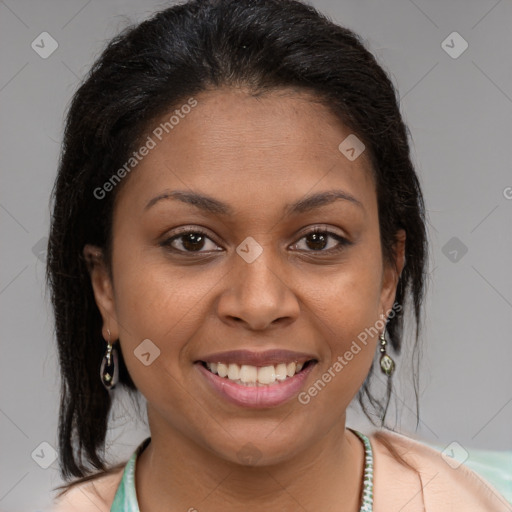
[51,429,512,511]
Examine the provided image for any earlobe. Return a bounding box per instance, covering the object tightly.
[82,244,119,339]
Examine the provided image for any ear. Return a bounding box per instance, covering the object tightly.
[380,229,406,314]
[83,244,119,340]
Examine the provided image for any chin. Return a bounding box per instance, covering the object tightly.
[205,429,306,468]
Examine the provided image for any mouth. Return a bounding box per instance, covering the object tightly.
[194,350,318,408]
[198,359,317,386]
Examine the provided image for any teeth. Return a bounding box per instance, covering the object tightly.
[204,360,309,385]
[275,363,287,381]
[239,364,258,383]
[217,363,228,378]
[227,363,240,381]
[258,366,276,384]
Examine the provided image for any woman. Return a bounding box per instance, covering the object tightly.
[47,0,511,510]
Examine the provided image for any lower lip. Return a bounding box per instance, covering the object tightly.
[196,362,316,408]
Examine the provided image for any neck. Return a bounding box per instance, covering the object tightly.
[136,409,365,512]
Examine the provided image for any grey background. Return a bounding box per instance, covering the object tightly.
[1,0,511,510]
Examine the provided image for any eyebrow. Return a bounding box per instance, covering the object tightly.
[144,189,363,216]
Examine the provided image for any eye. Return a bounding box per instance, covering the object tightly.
[160,228,222,254]
[291,227,351,254]
[161,226,351,256]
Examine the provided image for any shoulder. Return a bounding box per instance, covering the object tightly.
[367,428,512,511]
[50,467,124,512]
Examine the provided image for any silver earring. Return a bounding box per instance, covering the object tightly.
[379,329,395,376]
[100,328,119,390]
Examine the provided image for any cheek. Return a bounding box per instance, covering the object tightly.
[311,246,383,333]
[302,242,383,388]
[111,252,221,382]
[113,235,221,324]
[298,269,382,414]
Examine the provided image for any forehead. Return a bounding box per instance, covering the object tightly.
[113,87,375,216]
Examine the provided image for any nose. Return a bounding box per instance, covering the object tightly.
[216,246,300,331]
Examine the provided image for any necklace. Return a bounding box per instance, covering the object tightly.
[111,430,374,511]
[350,429,374,512]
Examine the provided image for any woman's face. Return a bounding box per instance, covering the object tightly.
[86,87,404,465]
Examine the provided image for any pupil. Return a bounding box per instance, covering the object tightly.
[183,233,205,251]
[307,232,327,251]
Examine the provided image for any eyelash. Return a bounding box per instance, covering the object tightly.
[160,226,351,256]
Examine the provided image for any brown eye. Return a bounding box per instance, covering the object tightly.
[161,229,222,253]
[292,228,351,254]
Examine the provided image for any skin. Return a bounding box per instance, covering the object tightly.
[84,87,405,512]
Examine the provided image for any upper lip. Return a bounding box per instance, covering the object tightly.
[196,349,318,367]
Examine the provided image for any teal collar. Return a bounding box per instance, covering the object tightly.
[110,430,373,511]
[110,437,150,512]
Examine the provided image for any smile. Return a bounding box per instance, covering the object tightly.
[196,357,318,408]
[201,360,314,386]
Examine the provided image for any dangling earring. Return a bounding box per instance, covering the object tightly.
[100,328,119,390]
[379,327,395,377]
